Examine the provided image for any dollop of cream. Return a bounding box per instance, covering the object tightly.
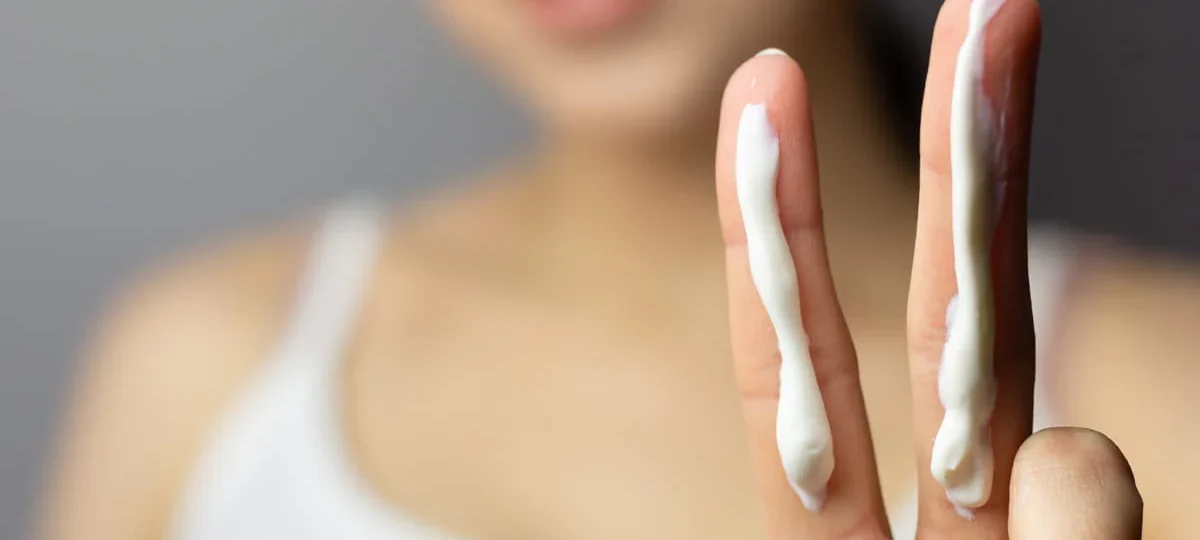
[736,103,834,511]
[930,0,1006,514]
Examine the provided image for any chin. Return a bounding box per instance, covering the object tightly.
[431,0,817,146]
[532,50,733,147]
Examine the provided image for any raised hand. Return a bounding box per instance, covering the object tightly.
[715,1,1142,537]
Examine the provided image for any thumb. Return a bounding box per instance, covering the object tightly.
[1008,427,1143,539]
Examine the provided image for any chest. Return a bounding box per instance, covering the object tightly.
[340,303,915,538]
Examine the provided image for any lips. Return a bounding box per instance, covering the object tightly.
[527,0,650,37]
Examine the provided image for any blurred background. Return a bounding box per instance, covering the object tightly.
[0,0,1196,537]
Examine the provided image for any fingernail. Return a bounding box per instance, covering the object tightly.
[755,48,789,57]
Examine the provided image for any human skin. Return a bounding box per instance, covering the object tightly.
[38,0,1192,538]
[715,1,1139,537]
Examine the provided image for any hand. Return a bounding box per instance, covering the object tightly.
[714,0,1142,537]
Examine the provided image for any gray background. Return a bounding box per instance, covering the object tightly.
[1,1,1195,537]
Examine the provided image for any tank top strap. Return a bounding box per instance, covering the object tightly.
[275,195,386,376]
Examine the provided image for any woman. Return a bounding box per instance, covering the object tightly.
[37,0,1194,537]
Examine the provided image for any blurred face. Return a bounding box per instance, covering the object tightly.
[431,0,840,146]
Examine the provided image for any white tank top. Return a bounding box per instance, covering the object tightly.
[167,199,1082,540]
[167,198,450,539]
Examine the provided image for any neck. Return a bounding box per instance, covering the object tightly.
[526,138,723,284]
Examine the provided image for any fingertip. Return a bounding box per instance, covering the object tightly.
[1011,427,1138,493]
[717,49,815,245]
[721,47,808,114]
[989,0,1043,52]
[1009,428,1143,539]
[928,0,1042,47]
[921,0,1043,177]
[755,47,790,58]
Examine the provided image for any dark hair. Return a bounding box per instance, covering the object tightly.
[862,6,928,163]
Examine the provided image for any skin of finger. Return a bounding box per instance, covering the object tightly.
[1009,428,1143,539]
[908,0,1042,536]
[716,54,889,538]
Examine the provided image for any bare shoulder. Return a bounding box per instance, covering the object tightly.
[36,175,534,538]
[37,216,314,539]
[102,218,314,366]
[1056,244,1200,539]
[1065,244,1200,356]
[90,215,315,410]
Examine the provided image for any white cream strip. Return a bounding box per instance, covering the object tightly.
[736,103,834,511]
[930,0,1006,514]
